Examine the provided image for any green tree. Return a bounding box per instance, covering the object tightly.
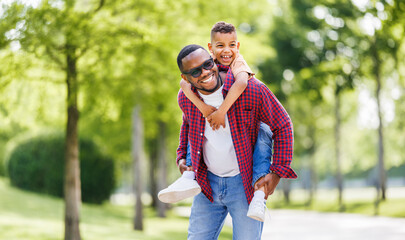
[1,1,110,238]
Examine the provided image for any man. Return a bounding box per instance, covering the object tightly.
[176,44,296,239]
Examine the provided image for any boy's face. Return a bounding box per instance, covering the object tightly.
[208,32,240,66]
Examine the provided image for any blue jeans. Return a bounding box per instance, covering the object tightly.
[252,122,273,186]
[186,142,192,166]
[186,122,273,186]
[188,171,263,240]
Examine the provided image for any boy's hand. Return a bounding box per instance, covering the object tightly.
[178,159,194,174]
[207,110,226,130]
[201,105,217,118]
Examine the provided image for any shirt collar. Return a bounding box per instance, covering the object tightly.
[217,64,234,92]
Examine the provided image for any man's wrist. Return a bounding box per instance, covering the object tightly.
[177,158,185,166]
[271,171,280,178]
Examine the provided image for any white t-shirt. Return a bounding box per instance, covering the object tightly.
[198,85,240,177]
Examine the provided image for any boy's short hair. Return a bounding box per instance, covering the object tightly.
[211,21,236,39]
[177,44,206,72]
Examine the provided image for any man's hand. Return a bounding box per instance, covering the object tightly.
[256,172,281,200]
[178,159,194,174]
[206,110,226,130]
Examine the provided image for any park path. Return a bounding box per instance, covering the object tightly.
[174,207,405,240]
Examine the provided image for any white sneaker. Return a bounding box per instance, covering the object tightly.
[247,196,266,222]
[157,176,201,203]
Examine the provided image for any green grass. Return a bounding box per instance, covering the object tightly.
[2,176,404,240]
[268,187,405,218]
[0,177,232,240]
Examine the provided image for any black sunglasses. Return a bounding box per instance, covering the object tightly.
[182,57,215,78]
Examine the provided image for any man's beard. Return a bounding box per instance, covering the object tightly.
[190,73,223,93]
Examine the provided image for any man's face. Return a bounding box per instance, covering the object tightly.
[181,48,221,95]
[208,32,240,66]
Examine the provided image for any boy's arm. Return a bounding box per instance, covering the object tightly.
[180,79,216,118]
[207,72,249,130]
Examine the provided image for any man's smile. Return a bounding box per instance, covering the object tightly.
[200,73,214,83]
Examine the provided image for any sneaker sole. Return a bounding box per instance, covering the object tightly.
[158,188,201,203]
[247,213,264,222]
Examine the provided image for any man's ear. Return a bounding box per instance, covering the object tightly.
[181,74,189,83]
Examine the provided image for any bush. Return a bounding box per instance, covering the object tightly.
[7,134,115,204]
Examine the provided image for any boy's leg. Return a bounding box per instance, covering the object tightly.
[157,142,200,203]
[186,142,192,167]
[248,122,273,221]
[184,142,195,179]
[188,172,228,240]
[224,173,263,239]
[252,122,273,186]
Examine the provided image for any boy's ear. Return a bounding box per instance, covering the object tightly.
[237,41,240,50]
[208,42,213,53]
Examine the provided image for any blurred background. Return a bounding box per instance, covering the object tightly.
[0,0,404,239]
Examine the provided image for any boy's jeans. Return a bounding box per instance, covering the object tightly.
[188,171,263,240]
[252,122,273,186]
[185,122,273,186]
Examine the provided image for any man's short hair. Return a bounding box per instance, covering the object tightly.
[177,44,206,72]
[211,21,236,39]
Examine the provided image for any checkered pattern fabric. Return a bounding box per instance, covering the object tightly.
[177,65,296,203]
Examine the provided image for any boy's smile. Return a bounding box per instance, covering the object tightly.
[209,31,240,66]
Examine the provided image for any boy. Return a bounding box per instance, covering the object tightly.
[158,21,273,222]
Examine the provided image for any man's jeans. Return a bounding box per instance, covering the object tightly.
[188,171,264,240]
[186,122,273,186]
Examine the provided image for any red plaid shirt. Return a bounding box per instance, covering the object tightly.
[176,65,296,203]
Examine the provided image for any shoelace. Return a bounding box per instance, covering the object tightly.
[262,206,272,233]
[265,206,271,221]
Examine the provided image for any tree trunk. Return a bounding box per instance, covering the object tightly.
[306,125,317,207]
[149,141,158,208]
[282,179,291,204]
[157,120,168,217]
[132,106,144,230]
[371,37,386,204]
[334,86,344,211]
[64,43,82,240]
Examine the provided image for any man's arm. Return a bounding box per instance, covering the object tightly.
[176,92,190,166]
[256,83,296,198]
[258,84,295,178]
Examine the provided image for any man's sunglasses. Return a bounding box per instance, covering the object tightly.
[182,57,215,78]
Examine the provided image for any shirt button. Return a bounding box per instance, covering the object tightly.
[197,151,200,154]
[200,133,203,136]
